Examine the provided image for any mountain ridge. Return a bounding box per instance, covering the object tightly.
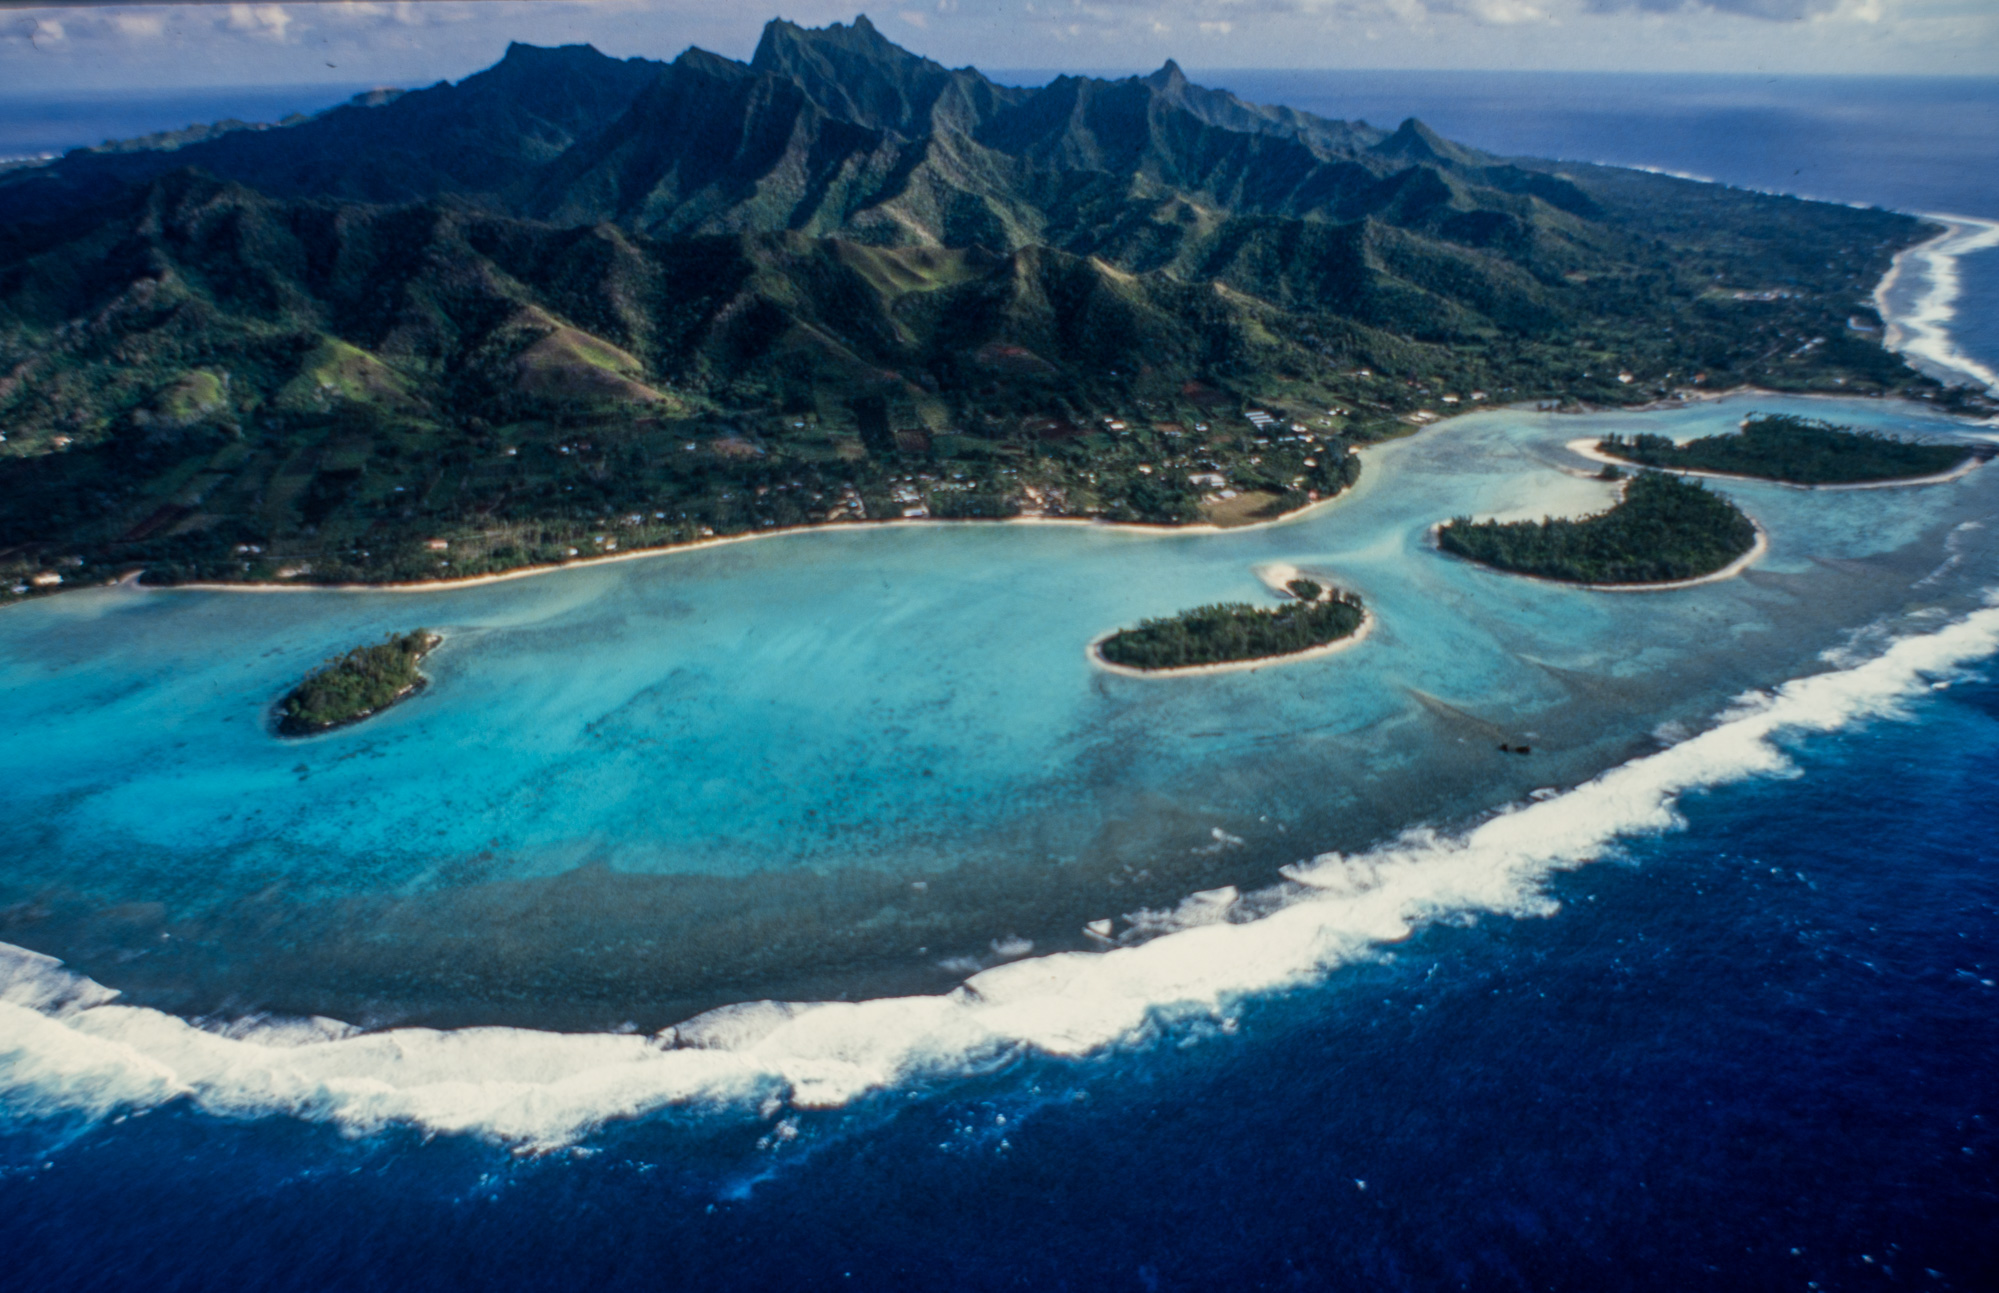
[0,16,1971,593]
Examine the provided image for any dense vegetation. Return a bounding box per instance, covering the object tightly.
[0,18,1974,598]
[1438,471,1757,585]
[278,630,440,735]
[1597,413,1973,484]
[1098,591,1365,671]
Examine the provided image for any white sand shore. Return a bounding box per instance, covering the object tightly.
[1583,523,1769,593]
[1565,437,1987,491]
[1087,607,1375,680]
[135,473,1374,598]
[78,386,1980,605]
[1252,562,1341,596]
[1428,518,1768,594]
[1534,383,1992,421]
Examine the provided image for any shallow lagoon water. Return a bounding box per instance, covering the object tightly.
[8,73,1999,1291]
[2,393,1994,1027]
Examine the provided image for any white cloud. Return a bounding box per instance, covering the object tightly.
[0,0,1990,91]
[1584,0,1840,17]
[12,16,67,49]
[1462,0,1552,19]
[225,5,295,43]
[113,13,168,40]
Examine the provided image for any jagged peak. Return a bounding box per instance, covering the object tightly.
[741,13,963,136]
[672,45,752,80]
[752,14,909,73]
[1143,60,1189,93]
[1372,117,1480,166]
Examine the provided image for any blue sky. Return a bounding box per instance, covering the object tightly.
[2,1,1994,93]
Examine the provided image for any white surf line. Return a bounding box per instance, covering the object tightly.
[1086,608,1375,680]
[7,600,1999,1148]
[1875,214,1999,396]
[1565,437,1988,492]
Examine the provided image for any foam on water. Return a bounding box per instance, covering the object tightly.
[1879,215,1999,396]
[6,600,1998,1148]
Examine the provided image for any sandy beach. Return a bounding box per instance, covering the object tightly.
[1565,437,1988,491]
[1086,607,1375,679]
[54,390,1975,606]
[1426,518,1769,594]
[133,471,1375,599]
[1580,523,1769,593]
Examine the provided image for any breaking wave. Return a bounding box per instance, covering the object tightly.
[1878,215,1999,396]
[7,603,1999,1149]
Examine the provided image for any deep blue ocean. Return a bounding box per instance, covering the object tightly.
[4,71,1999,1291]
[0,85,376,163]
[10,690,1999,1290]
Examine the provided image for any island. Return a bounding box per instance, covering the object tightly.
[278,630,441,736]
[1095,582,1367,673]
[0,18,1985,600]
[1437,471,1758,587]
[1594,413,1975,485]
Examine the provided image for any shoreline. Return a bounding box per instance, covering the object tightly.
[1555,382,1993,421]
[11,204,1990,610]
[0,217,1980,1055]
[1086,607,1375,679]
[119,489,1370,599]
[22,387,1984,607]
[1427,518,1769,594]
[123,393,1974,603]
[1873,212,1999,396]
[273,631,443,738]
[7,597,1998,1144]
[1565,437,1989,491]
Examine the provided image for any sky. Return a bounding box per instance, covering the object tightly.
[0,0,1995,95]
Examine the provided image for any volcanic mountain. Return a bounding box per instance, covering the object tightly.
[0,16,1945,587]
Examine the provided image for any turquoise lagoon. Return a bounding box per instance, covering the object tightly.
[2,393,1993,1029]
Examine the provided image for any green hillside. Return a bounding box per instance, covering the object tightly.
[0,17,1975,592]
